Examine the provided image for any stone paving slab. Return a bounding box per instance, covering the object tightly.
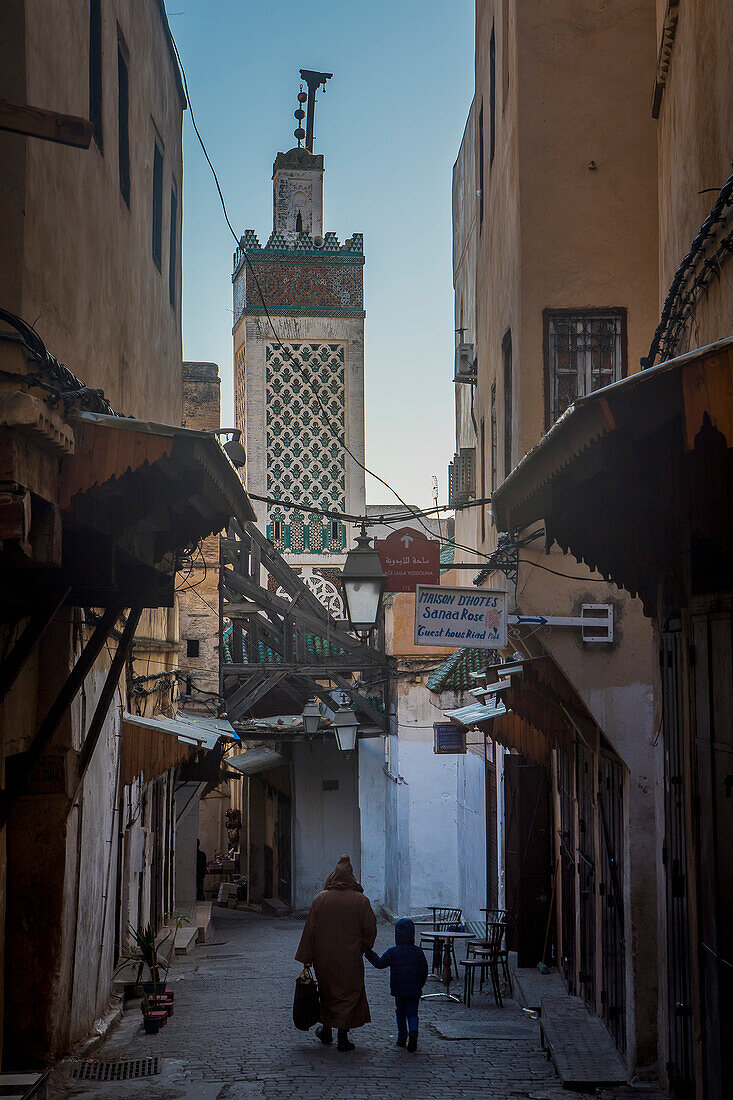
[432,1019,538,1040]
[509,958,565,1010]
[540,994,627,1089]
[50,911,580,1100]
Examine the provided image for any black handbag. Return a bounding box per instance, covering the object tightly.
[293,965,320,1031]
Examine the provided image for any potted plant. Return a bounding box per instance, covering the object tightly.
[128,922,170,997]
[141,995,164,1034]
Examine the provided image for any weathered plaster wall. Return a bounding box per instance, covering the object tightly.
[474,0,521,557]
[0,0,184,422]
[452,97,481,561]
[381,677,486,922]
[179,363,221,712]
[469,0,660,1072]
[655,0,733,351]
[358,736,386,905]
[291,739,360,910]
[515,0,658,455]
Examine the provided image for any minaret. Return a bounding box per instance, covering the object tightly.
[232,72,365,617]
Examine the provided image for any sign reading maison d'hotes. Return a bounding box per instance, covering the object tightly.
[414,585,508,649]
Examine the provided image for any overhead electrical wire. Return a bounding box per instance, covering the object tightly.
[167,30,481,553]
[169,31,623,588]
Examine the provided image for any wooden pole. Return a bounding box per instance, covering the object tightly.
[0,605,120,827]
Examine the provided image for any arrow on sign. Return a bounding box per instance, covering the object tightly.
[400,534,414,549]
[508,614,548,626]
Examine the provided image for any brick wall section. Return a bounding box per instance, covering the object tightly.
[179,362,221,714]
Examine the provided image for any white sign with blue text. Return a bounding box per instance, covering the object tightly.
[414,585,508,649]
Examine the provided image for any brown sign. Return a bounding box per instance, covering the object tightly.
[375,527,440,593]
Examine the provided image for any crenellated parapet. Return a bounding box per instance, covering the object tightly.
[232,229,365,324]
[233,230,364,274]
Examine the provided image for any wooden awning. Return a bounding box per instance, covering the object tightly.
[120,712,237,787]
[56,412,256,607]
[451,654,590,768]
[492,339,733,614]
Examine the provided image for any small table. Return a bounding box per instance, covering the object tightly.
[418,930,475,1003]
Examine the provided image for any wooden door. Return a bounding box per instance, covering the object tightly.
[150,777,164,931]
[576,739,596,1010]
[276,792,292,904]
[598,751,626,1052]
[661,623,694,1099]
[690,601,733,1100]
[505,756,552,968]
[557,744,576,993]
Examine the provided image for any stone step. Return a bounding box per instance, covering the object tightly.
[0,1070,49,1099]
[261,897,291,916]
[194,901,212,943]
[509,955,565,1009]
[174,926,199,955]
[540,994,628,1089]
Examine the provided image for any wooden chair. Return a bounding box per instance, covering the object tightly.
[471,909,510,984]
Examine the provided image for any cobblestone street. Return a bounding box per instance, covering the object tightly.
[50,911,576,1100]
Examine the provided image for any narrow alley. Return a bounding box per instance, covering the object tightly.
[51,911,571,1100]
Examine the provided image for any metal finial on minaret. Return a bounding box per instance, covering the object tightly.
[293,69,333,152]
[294,87,307,147]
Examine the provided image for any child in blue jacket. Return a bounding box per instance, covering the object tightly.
[365,917,429,1051]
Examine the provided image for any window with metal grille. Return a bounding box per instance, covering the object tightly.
[545,309,626,426]
[186,638,199,658]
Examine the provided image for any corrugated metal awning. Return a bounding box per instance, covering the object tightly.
[227,746,288,775]
[122,712,239,751]
[444,700,507,726]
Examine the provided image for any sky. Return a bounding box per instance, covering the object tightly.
[168,1,475,508]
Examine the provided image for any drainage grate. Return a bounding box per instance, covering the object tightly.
[71,1057,161,1081]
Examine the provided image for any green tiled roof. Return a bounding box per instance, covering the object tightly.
[426,647,498,694]
[223,623,344,663]
[440,541,456,570]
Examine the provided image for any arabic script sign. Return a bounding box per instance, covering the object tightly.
[375,526,440,592]
[414,585,508,649]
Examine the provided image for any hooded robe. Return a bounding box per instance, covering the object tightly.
[295,855,377,1030]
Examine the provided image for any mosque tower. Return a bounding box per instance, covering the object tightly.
[232,70,365,616]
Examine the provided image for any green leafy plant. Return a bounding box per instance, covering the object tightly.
[128,922,170,989]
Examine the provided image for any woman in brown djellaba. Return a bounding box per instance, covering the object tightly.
[295,855,377,1051]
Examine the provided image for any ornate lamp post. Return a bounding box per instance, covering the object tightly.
[341,524,387,633]
[332,707,358,753]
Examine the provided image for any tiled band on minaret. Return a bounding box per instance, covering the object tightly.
[232,86,365,614]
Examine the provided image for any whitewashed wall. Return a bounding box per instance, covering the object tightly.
[359,678,487,923]
[291,738,360,909]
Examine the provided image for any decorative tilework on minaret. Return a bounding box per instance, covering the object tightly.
[232,89,366,602]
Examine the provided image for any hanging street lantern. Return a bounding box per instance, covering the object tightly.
[332,707,358,753]
[341,524,387,632]
[301,696,321,737]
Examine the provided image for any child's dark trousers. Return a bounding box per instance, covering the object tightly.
[394,995,420,1039]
